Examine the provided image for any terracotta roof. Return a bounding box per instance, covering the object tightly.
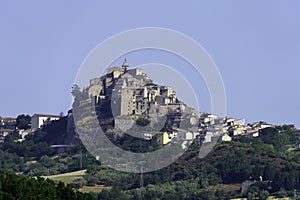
[32,114,61,118]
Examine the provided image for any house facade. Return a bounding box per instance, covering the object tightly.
[31,114,60,130]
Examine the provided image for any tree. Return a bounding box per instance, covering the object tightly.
[259,190,270,200]
[263,163,276,181]
[70,178,87,189]
[136,117,150,127]
[16,114,31,129]
[72,84,85,103]
[215,189,227,200]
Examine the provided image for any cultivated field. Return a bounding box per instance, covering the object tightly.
[42,170,86,184]
[78,185,111,193]
[42,170,111,193]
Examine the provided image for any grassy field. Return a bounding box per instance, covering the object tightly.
[78,185,111,193]
[42,170,86,184]
[42,170,111,193]
[207,183,242,194]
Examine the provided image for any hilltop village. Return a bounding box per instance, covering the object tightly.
[70,59,277,146]
[0,60,283,147]
[0,59,280,145]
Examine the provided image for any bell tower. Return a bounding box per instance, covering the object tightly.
[122,58,129,72]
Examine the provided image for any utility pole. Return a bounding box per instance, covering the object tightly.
[80,147,83,170]
[140,166,144,198]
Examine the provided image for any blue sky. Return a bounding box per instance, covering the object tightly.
[1,1,300,127]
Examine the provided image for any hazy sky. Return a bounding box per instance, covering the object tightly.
[1,1,300,127]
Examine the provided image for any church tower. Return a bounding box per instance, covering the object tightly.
[122,58,129,72]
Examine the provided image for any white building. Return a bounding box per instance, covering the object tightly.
[18,129,34,142]
[31,114,60,130]
[221,133,232,142]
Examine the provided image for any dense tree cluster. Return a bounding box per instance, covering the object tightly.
[1,123,300,199]
[0,171,94,199]
[86,125,300,199]
[16,114,31,130]
[0,127,98,176]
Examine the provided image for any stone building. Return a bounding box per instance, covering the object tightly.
[82,59,180,118]
[73,59,200,136]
